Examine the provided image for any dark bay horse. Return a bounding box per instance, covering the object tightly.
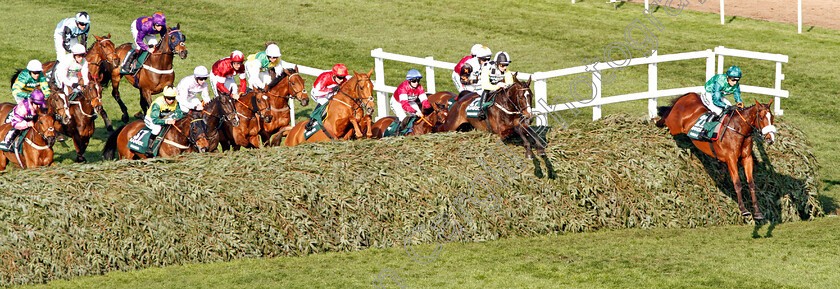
[284,69,375,146]
[55,82,103,162]
[437,76,545,160]
[0,113,58,170]
[657,93,777,220]
[201,94,239,152]
[102,112,209,160]
[219,91,273,150]
[260,67,309,146]
[109,25,187,122]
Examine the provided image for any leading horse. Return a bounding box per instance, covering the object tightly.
[109,25,187,123]
[102,112,210,160]
[656,93,777,220]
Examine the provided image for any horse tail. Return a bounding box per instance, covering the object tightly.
[102,125,126,160]
[655,106,672,127]
[10,69,23,88]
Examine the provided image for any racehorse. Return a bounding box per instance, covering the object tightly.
[436,76,546,160]
[0,113,57,170]
[656,93,777,220]
[426,91,458,111]
[369,109,445,139]
[283,69,375,146]
[108,25,187,123]
[201,94,239,152]
[53,82,103,163]
[259,67,309,146]
[218,91,274,150]
[102,112,210,160]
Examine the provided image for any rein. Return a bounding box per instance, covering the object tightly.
[167,118,207,151]
[335,78,373,117]
[96,38,119,65]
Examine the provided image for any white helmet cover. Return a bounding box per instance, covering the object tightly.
[475,46,492,58]
[266,44,282,58]
[70,44,87,55]
[27,59,43,72]
[193,66,209,77]
[470,44,484,56]
[75,12,90,24]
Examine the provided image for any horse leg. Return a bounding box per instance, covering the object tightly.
[72,134,89,163]
[741,153,763,220]
[111,69,130,123]
[725,159,750,216]
[0,153,6,171]
[137,88,150,118]
[98,107,115,132]
[514,126,535,160]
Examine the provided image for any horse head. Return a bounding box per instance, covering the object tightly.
[183,113,210,153]
[217,94,240,127]
[346,69,375,116]
[165,24,187,59]
[82,81,103,116]
[254,93,274,123]
[93,34,120,68]
[753,99,776,145]
[508,74,534,119]
[287,66,309,106]
[34,113,57,147]
[47,91,72,125]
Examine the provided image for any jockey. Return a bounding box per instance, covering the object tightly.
[305,64,349,131]
[451,44,483,92]
[55,44,90,97]
[477,51,514,119]
[458,45,491,94]
[53,12,91,61]
[702,65,743,120]
[123,12,167,73]
[211,50,247,100]
[144,85,184,150]
[244,42,285,91]
[391,69,431,133]
[176,66,211,113]
[12,60,51,104]
[5,90,47,144]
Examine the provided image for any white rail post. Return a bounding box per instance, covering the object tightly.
[717,53,725,74]
[425,56,436,94]
[645,0,649,12]
[648,50,658,119]
[775,61,785,115]
[592,71,602,121]
[705,49,716,81]
[290,98,296,126]
[798,0,802,34]
[534,74,547,126]
[373,48,388,120]
[720,0,725,25]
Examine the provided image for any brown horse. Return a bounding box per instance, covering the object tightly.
[259,67,309,146]
[283,69,375,146]
[426,91,458,112]
[369,110,445,139]
[201,94,239,152]
[102,112,210,160]
[656,93,777,220]
[219,91,274,150]
[53,82,102,162]
[437,76,545,160]
[0,113,58,170]
[109,25,187,122]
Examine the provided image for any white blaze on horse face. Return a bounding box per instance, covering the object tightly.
[761,113,777,143]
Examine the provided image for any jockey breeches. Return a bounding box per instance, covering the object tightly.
[700,92,731,115]
[390,98,420,121]
[143,116,164,135]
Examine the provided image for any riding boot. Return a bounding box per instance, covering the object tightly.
[397,116,413,134]
[477,92,488,119]
[4,129,19,146]
[146,133,158,155]
[122,50,138,74]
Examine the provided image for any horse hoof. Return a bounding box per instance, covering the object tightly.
[121,115,130,123]
[106,126,115,133]
[538,150,546,156]
[527,155,534,160]
[753,212,764,220]
[741,210,752,217]
[75,156,86,163]
[133,112,144,119]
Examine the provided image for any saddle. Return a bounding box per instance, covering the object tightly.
[688,110,731,142]
[383,115,417,137]
[127,125,170,156]
[120,50,150,75]
[0,129,28,152]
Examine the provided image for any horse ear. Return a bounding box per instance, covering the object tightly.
[527,76,532,87]
[368,68,374,76]
[107,33,111,38]
[93,35,101,41]
[294,65,299,72]
[755,99,760,106]
[768,98,773,106]
[177,23,181,29]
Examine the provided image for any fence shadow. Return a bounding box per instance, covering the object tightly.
[671,134,819,222]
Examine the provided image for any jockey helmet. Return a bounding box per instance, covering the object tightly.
[406,69,423,81]
[332,64,348,77]
[70,44,87,55]
[193,66,209,78]
[494,51,511,66]
[230,50,245,62]
[726,66,742,79]
[470,44,484,56]
[163,85,177,98]
[26,60,43,72]
[265,44,282,58]
[75,12,90,24]
[30,90,46,105]
[147,38,159,48]
[152,12,166,26]
[475,46,492,59]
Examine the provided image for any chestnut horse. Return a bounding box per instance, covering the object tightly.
[102,112,210,160]
[201,94,239,152]
[219,91,273,150]
[0,113,58,170]
[656,93,777,220]
[109,25,187,122]
[437,76,545,159]
[283,69,375,146]
[53,81,103,163]
[259,67,309,146]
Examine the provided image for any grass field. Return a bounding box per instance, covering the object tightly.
[1,0,838,286]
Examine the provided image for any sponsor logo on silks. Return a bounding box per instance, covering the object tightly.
[140,17,151,24]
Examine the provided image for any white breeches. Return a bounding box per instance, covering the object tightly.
[210,75,240,97]
[390,98,420,121]
[700,92,732,115]
[53,36,80,60]
[144,116,163,135]
[451,71,465,92]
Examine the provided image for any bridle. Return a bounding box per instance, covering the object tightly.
[334,77,374,117]
[493,82,532,117]
[95,38,120,67]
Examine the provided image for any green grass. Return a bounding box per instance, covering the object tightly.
[1,0,839,286]
[24,216,840,288]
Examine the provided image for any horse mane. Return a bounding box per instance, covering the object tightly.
[669,92,697,106]
[266,68,295,90]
